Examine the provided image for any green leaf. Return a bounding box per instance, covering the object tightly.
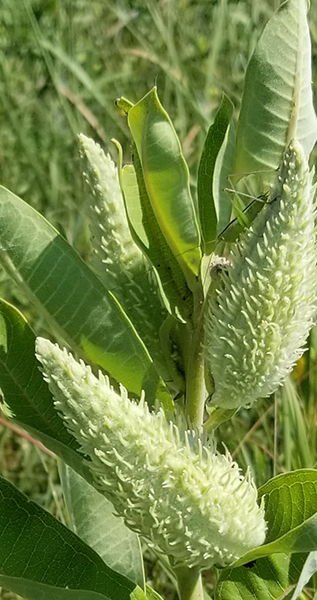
[119,146,193,322]
[215,553,307,600]
[259,469,317,551]
[215,470,317,598]
[234,469,317,566]
[60,463,144,589]
[197,93,234,254]
[0,185,171,407]
[235,0,317,188]
[0,298,93,483]
[127,87,201,290]
[0,475,142,600]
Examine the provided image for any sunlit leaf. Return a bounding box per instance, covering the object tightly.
[127,87,201,289]
[216,471,317,598]
[233,470,317,566]
[119,145,193,322]
[235,0,317,189]
[0,185,171,407]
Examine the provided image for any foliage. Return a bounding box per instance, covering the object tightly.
[0,1,317,600]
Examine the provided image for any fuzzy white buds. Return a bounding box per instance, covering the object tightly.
[206,140,317,409]
[36,337,266,570]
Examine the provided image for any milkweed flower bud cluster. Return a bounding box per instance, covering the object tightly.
[36,337,266,570]
[206,140,317,409]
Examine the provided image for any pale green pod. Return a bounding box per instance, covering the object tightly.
[206,140,317,409]
[36,337,266,570]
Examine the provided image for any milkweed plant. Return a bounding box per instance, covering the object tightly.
[0,1,317,599]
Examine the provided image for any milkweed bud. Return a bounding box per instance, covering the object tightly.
[206,140,317,409]
[35,337,266,570]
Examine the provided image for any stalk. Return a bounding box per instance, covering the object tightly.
[174,567,204,600]
[185,259,230,427]
[182,269,224,600]
[184,287,206,427]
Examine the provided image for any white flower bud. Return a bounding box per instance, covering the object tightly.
[36,337,266,570]
[206,140,317,409]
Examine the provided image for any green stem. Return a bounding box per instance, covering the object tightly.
[186,258,231,427]
[174,566,204,600]
[185,287,206,427]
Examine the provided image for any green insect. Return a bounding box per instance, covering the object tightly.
[218,189,277,243]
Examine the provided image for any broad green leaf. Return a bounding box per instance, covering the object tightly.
[60,463,144,589]
[127,87,201,289]
[259,469,317,550]
[0,475,142,600]
[0,298,93,483]
[119,146,193,323]
[197,93,234,254]
[79,134,170,382]
[234,469,317,566]
[215,553,307,600]
[0,185,171,407]
[215,471,317,599]
[235,0,317,188]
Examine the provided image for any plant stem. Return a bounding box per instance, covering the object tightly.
[174,566,204,600]
[185,258,232,427]
[184,287,206,427]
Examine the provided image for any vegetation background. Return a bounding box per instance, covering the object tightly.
[0,0,317,597]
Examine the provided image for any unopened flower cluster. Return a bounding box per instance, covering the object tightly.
[206,140,317,409]
[36,337,266,570]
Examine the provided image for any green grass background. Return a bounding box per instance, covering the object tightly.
[0,0,317,598]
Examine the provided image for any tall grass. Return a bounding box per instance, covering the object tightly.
[0,0,278,222]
